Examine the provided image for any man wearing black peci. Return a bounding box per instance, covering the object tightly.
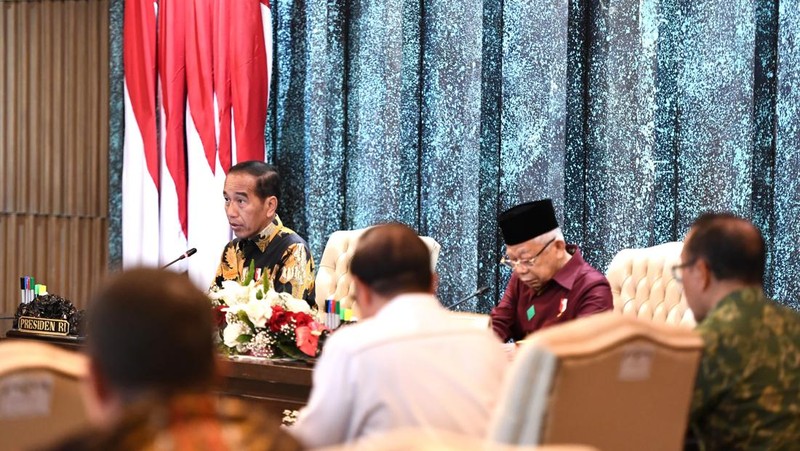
[490,199,613,341]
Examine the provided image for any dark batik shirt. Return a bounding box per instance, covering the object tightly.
[490,245,612,342]
[689,286,800,451]
[214,215,316,307]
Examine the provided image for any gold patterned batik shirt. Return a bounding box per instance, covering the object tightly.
[214,215,316,307]
[44,394,302,451]
[689,286,800,450]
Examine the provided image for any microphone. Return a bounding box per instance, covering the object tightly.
[162,248,198,269]
[445,286,490,310]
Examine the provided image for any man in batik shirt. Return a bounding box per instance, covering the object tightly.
[46,269,301,451]
[214,161,316,307]
[675,212,800,450]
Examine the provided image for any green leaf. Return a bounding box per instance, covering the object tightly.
[236,334,253,343]
[275,341,316,362]
[262,270,271,291]
[236,310,255,330]
[256,290,263,300]
[242,260,256,286]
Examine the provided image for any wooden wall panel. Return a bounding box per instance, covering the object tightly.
[1,0,109,312]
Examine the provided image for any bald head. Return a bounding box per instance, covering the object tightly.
[350,223,433,297]
[685,213,765,285]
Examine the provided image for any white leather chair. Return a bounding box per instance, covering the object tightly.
[314,227,441,313]
[489,312,702,451]
[606,241,695,327]
[0,340,91,450]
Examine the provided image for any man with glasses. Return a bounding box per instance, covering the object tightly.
[676,212,800,449]
[490,199,612,342]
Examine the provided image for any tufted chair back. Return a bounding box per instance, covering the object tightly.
[0,341,92,450]
[314,227,441,314]
[605,241,695,328]
[489,312,702,450]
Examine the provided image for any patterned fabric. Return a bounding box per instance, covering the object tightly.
[689,286,800,450]
[44,395,302,451]
[214,215,316,307]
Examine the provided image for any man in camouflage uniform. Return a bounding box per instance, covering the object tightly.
[674,212,800,450]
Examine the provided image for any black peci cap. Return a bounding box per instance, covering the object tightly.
[498,199,559,245]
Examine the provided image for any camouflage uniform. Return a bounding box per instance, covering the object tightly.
[689,286,800,450]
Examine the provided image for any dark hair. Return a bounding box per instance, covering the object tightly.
[87,269,216,399]
[228,161,280,200]
[685,212,765,285]
[350,223,433,297]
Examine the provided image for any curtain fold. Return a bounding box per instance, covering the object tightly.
[774,0,800,306]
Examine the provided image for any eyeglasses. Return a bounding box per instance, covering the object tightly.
[500,238,556,270]
[671,259,697,283]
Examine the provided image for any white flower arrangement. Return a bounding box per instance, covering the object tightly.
[209,266,326,360]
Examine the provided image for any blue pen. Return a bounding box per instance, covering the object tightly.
[328,298,335,329]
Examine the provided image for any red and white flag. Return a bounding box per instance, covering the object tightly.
[123,0,159,269]
[186,0,226,287]
[123,0,272,288]
[157,0,188,270]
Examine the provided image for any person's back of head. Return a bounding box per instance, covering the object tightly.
[228,160,281,201]
[685,212,765,285]
[50,269,304,451]
[87,268,216,402]
[350,223,432,299]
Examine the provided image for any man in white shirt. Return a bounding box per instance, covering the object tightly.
[290,223,509,448]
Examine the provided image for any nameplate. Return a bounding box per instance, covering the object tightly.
[17,316,70,336]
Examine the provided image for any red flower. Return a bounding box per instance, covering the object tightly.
[295,325,319,357]
[269,305,288,332]
[292,312,313,328]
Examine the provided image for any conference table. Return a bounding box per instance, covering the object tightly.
[0,317,314,419]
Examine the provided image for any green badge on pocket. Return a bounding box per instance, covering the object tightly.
[526,305,536,321]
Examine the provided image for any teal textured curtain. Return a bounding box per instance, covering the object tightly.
[109,0,800,311]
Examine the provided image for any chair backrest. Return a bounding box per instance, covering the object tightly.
[489,312,702,451]
[0,340,91,450]
[606,241,695,327]
[314,227,441,312]
[321,427,598,451]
